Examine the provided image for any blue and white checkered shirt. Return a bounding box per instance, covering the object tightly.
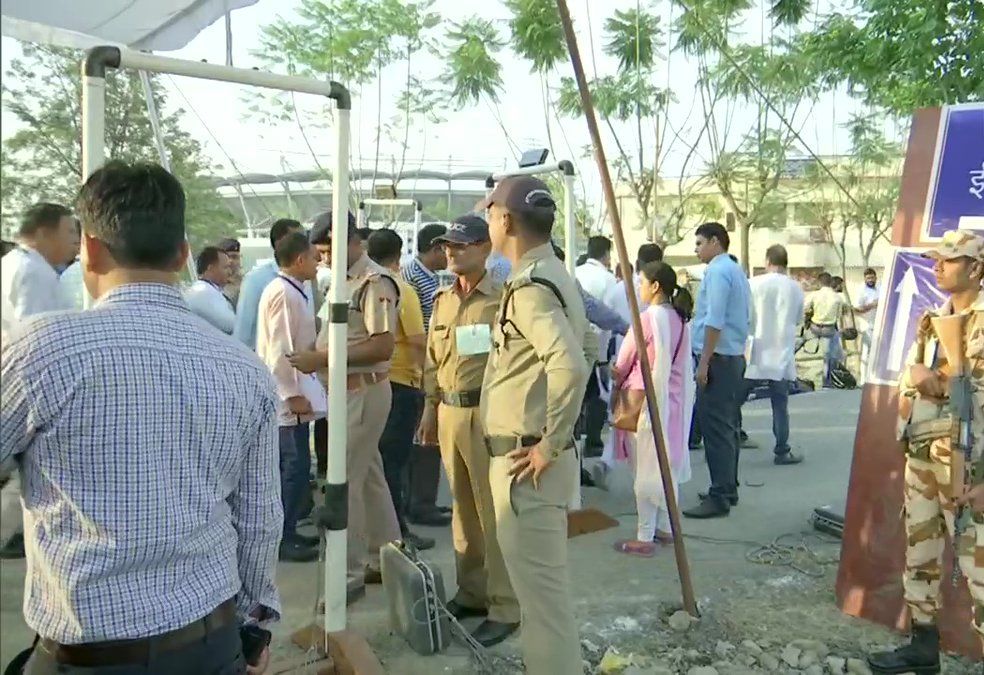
[0,283,283,644]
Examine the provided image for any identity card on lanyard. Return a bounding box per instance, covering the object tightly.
[455,324,492,356]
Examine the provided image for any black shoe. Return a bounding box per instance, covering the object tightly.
[471,620,519,648]
[699,491,739,506]
[774,451,803,466]
[0,532,26,560]
[0,533,25,560]
[403,531,435,551]
[446,599,488,620]
[408,507,452,527]
[739,435,759,449]
[684,498,730,519]
[582,440,604,458]
[689,441,703,451]
[278,540,319,562]
[438,505,453,515]
[364,567,383,585]
[867,623,940,674]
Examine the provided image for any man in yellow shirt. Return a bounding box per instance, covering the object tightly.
[367,229,434,551]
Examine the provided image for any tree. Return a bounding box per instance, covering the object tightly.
[675,0,817,269]
[800,0,984,116]
[801,114,902,279]
[1,44,232,249]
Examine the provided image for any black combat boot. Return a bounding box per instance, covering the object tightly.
[867,622,941,674]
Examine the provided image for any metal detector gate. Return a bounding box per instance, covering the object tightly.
[81,46,354,637]
[358,198,423,259]
[485,160,582,508]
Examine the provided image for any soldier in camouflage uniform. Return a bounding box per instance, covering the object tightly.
[868,230,984,674]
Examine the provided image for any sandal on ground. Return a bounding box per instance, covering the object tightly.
[613,539,658,558]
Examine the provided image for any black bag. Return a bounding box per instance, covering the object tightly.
[828,362,857,390]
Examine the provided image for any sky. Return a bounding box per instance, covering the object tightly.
[0,0,876,218]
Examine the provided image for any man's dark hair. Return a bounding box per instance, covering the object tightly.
[587,236,612,261]
[367,229,404,266]
[418,223,448,253]
[818,272,833,287]
[576,253,588,266]
[20,202,73,237]
[766,244,788,268]
[196,246,225,276]
[864,267,876,276]
[217,237,240,253]
[356,227,373,242]
[76,161,185,270]
[832,275,844,290]
[274,231,312,268]
[1,240,16,257]
[270,218,302,249]
[636,243,663,271]
[695,221,730,251]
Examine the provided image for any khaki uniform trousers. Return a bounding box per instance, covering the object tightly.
[490,449,581,675]
[437,404,519,623]
[903,441,984,646]
[345,380,401,584]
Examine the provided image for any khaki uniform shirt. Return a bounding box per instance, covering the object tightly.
[424,272,503,406]
[481,243,590,458]
[899,290,984,484]
[316,253,399,376]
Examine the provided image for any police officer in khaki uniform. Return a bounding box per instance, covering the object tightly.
[481,177,590,674]
[417,214,520,647]
[289,213,401,602]
[868,230,984,673]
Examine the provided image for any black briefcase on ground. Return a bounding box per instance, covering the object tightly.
[380,540,451,655]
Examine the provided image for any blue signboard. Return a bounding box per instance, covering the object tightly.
[923,104,984,240]
[867,250,947,386]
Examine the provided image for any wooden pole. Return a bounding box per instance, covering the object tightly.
[555,0,699,617]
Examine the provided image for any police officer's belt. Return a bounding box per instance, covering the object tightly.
[485,435,542,457]
[441,389,482,408]
[346,372,388,391]
[40,599,236,667]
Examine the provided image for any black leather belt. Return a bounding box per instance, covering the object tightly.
[41,599,237,667]
[441,389,482,407]
[486,435,542,457]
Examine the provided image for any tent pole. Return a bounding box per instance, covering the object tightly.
[555,0,699,617]
[81,53,109,310]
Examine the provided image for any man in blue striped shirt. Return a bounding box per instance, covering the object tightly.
[1,162,281,674]
[684,221,752,519]
[401,223,453,527]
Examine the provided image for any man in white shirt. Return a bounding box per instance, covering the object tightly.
[853,267,880,384]
[184,246,236,334]
[603,242,663,340]
[0,202,78,560]
[575,236,618,451]
[738,245,805,465]
[805,271,848,387]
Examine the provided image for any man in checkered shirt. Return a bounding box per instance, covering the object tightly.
[0,161,282,675]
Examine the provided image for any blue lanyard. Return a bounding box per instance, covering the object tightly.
[278,275,308,301]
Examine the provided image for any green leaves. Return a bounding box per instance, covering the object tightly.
[443,17,506,106]
[603,5,665,73]
[505,0,566,73]
[556,74,670,122]
[769,0,811,27]
[1,44,233,249]
[799,0,984,114]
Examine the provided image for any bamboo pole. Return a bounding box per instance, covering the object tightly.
[555,0,699,616]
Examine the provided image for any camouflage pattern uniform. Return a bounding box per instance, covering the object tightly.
[897,230,984,647]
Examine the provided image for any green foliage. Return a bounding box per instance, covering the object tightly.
[1,44,231,249]
[705,41,818,104]
[505,0,566,73]
[705,127,791,229]
[800,0,984,114]
[556,74,670,122]
[671,0,752,55]
[769,0,811,27]
[443,18,506,106]
[603,5,664,72]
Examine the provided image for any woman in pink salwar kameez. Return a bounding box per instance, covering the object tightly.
[611,261,694,557]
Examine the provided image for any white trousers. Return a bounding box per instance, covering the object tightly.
[628,432,679,542]
[0,475,24,542]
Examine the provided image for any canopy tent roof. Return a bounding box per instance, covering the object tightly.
[0,0,257,51]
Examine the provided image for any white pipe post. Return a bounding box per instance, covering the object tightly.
[324,106,351,635]
[413,203,422,259]
[563,173,576,278]
[81,70,106,310]
[356,206,365,230]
